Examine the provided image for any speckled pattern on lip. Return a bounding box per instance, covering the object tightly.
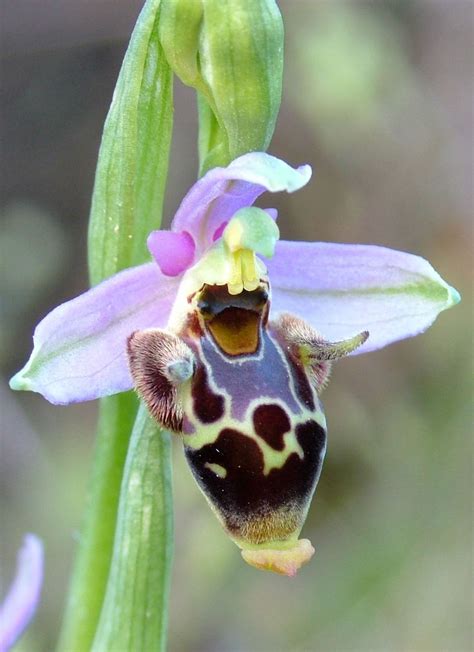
[128,281,369,575]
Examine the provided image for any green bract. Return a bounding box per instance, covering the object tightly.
[58,2,173,651]
[159,0,284,173]
[88,0,173,285]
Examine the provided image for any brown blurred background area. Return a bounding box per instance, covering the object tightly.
[1,1,472,650]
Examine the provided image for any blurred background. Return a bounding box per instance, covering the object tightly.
[1,1,472,650]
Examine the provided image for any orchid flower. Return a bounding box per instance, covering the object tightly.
[0,535,43,651]
[10,153,459,576]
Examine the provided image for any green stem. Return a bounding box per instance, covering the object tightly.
[58,0,173,648]
[57,393,138,652]
[91,405,173,651]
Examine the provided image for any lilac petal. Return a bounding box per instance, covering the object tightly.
[267,241,460,354]
[9,264,179,404]
[0,535,43,651]
[169,153,311,258]
[147,230,195,276]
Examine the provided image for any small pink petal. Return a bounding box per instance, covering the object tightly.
[147,230,195,276]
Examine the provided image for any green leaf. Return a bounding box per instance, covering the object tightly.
[91,405,173,652]
[88,0,173,286]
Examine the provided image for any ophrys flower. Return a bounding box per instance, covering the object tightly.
[10,153,459,575]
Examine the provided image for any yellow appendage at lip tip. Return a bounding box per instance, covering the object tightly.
[241,539,315,577]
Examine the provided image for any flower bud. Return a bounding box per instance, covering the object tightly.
[160,0,283,172]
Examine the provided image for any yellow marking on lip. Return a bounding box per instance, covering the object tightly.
[205,462,227,478]
[260,430,304,476]
[183,395,325,476]
[179,334,326,473]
